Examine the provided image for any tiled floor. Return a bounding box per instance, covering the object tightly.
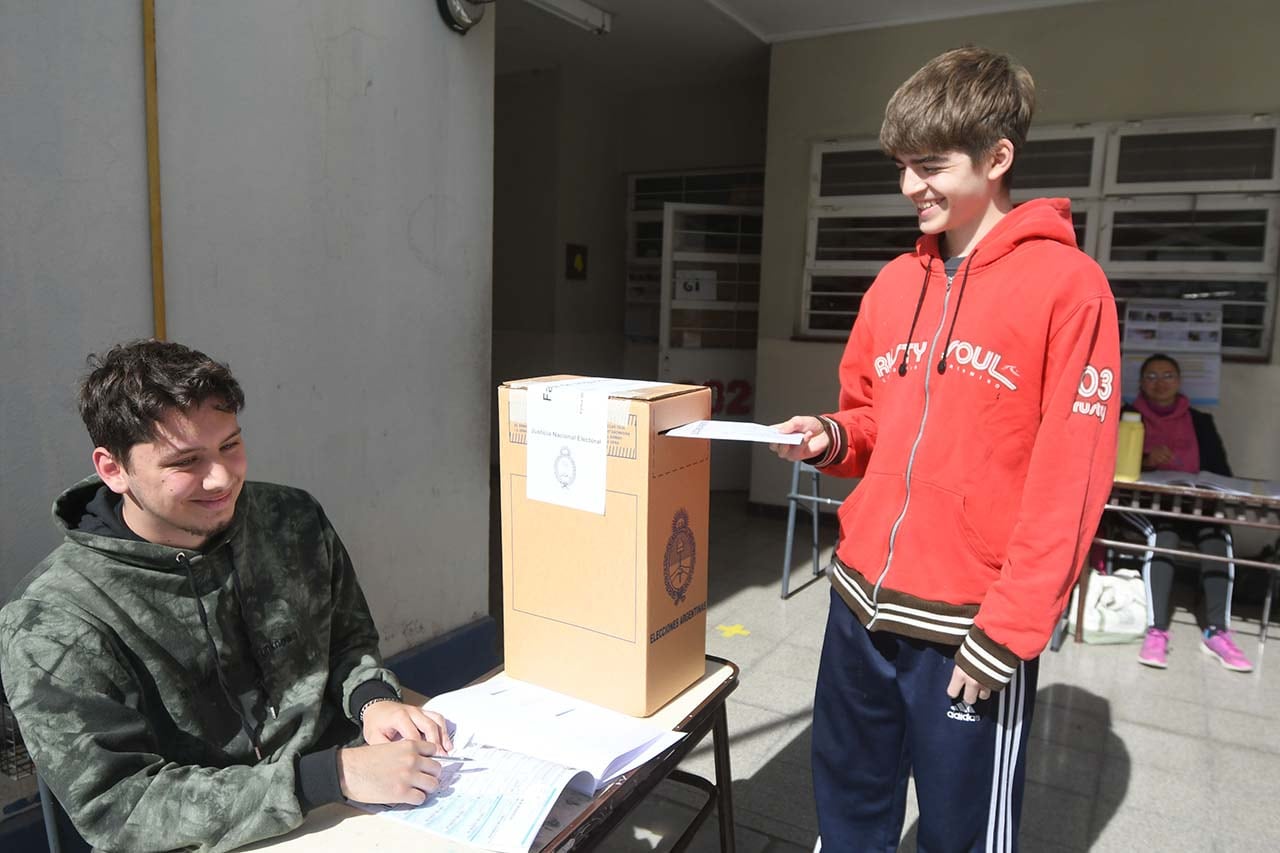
[597,492,1280,852]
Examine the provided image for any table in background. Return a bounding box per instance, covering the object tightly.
[244,655,740,853]
[1089,479,1280,645]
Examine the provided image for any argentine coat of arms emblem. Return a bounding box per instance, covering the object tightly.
[663,508,696,605]
[553,446,576,488]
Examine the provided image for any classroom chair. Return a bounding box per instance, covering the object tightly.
[38,774,89,853]
[781,460,841,598]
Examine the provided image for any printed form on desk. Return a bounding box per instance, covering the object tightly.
[364,674,684,852]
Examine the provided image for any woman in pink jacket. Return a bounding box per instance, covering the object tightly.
[1129,352,1252,672]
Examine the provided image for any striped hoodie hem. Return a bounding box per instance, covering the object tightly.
[828,557,1023,691]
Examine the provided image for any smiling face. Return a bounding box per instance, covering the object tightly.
[895,139,1014,259]
[93,401,247,549]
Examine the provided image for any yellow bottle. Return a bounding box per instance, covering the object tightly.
[1115,411,1145,482]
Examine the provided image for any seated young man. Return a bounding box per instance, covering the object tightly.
[0,340,451,852]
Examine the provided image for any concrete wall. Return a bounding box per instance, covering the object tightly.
[554,71,626,377]
[616,77,769,175]
[1,1,154,590]
[491,66,623,405]
[492,68,560,396]
[750,0,1280,507]
[0,1,494,656]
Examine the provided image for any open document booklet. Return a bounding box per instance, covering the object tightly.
[1138,469,1280,499]
[360,674,685,853]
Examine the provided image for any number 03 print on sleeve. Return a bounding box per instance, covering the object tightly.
[1071,364,1114,422]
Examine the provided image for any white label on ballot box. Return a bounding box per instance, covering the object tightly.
[524,378,663,514]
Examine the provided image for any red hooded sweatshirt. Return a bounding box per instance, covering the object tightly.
[809,198,1119,690]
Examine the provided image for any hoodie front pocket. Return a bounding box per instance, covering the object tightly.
[958,495,1002,568]
[836,472,905,574]
[899,480,1002,581]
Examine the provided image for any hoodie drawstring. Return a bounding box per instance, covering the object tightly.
[227,565,279,721]
[177,551,266,761]
[897,261,933,377]
[937,250,978,375]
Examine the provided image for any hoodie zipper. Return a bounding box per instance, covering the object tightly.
[867,265,956,624]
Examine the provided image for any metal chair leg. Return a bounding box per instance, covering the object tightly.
[781,461,801,598]
[1262,575,1276,645]
[38,775,62,853]
[1223,530,1236,633]
[782,462,843,597]
[809,467,821,579]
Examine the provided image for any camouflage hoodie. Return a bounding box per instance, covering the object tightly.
[0,476,401,852]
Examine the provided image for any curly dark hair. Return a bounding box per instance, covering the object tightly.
[78,339,245,466]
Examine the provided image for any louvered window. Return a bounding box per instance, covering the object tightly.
[1100,196,1278,274]
[632,171,764,211]
[1106,119,1280,194]
[1110,277,1273,352]
[804,199,916,335]
[805,274,877,332]
[817,148,900,199]
[802,118,1279,358]
[625,168,764,342]
[812,213,920,262]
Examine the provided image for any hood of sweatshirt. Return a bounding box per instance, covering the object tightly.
[53,474,241,570]
[914,197,1078,270]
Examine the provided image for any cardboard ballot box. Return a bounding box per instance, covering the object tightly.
[498,376,711,716]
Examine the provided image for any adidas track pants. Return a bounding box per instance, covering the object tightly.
[812,587,1039,852]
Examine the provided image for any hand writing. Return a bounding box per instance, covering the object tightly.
[337,740,445,805]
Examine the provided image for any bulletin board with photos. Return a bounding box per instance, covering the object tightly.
[1121,299,1222,406]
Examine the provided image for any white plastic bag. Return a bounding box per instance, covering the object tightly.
[1068,568,1147,644]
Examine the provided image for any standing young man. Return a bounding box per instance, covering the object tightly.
[774,48,1119,850]
[1,340,452,852]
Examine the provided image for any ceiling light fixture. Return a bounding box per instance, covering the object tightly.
[523,0,612,34]
[437,0,493,35]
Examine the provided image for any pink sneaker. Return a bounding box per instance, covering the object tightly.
[1138,628,1169,668]
[1201,629,1254,672]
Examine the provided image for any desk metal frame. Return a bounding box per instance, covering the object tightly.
[541,655,739,852]
[1092,480,1280,644]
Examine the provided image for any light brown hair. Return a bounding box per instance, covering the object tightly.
[880,46,1035,182]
